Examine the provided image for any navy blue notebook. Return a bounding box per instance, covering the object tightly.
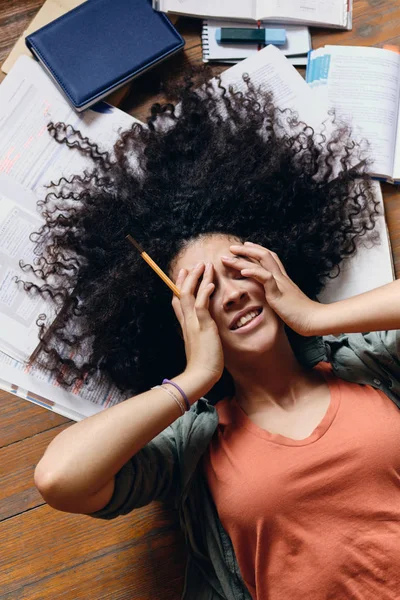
[25,0,184,111]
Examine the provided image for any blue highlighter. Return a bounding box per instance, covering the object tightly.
[216,27,286,46]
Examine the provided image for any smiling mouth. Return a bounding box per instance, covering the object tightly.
[230,308,262,331]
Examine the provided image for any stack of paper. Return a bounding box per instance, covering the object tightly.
[202,20,311,66]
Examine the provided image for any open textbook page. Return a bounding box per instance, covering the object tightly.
[0,351,126,420]
[218,44,326,130]
[0,185,53,363]
[0,55,139,363]
[307,46,400,182]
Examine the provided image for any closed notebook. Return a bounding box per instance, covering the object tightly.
[25,0,184,111]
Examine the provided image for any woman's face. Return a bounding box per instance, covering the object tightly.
[171,234,285,365]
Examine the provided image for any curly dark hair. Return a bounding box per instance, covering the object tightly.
[20,73,379,396]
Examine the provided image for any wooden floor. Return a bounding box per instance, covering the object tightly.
[1,1,400,598]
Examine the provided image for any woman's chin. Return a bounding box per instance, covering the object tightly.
[224,324,283,360]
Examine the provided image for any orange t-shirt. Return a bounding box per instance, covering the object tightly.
[203,365,400,600]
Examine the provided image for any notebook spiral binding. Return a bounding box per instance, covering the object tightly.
[201,20,210,63]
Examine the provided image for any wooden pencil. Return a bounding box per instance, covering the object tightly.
[126,234,181,298]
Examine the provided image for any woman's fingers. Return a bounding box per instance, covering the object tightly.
[176,262,216,326]
[195,263,215,324]
[229,243,286,277]
[221,255,258,273]
[244,242,288,276]
[240,265,281,300]
[180,263,205,308]
[171,268,187,325]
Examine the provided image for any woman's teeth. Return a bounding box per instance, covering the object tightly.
[233,310,260,330]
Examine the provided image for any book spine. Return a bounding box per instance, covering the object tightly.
[346,0,353,30]
[343,0,350,29]
[201,20,210,63]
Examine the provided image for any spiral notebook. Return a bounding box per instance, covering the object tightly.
[202,20,311,66]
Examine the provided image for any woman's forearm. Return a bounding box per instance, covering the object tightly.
[34,370,209,513]
[313,279,400,336]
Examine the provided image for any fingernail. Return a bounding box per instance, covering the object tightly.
[206,262,212,270]
[221,255,234,261]
[196,262,204,268]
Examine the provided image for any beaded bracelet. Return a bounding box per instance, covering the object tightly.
[152,385,185,415]
[162,378,190,411]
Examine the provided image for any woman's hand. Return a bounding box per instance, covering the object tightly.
[172,263,224,389]
[222,242,322,336]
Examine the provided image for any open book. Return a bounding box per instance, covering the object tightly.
[0,48,393,421]
[307,45,400,184]
[154,0,352,29]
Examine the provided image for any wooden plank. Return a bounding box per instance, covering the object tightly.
[382,183,400,279]
[1,541,184,599]
[0,0,45,65]
[150,530,187,598]
[0,423,69,520]
[0,391,70,449]
[0,503,184,598]
[1,542,156,600]
[313,0,400,48]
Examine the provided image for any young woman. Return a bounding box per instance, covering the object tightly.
[31,75,400,599]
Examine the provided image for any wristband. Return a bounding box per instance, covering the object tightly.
[162,378,190,411]
[152,385,185,415]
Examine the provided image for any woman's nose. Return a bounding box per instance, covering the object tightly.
[222,283,248,309]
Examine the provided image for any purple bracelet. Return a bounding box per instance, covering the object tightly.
[162,379,190,411]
